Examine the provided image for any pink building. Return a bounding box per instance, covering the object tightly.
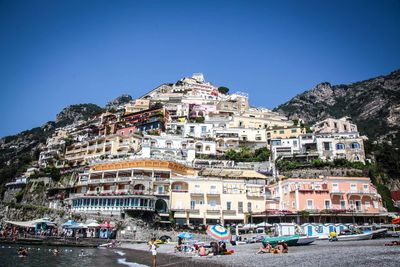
[116,126,137,136]
[266,176,386,215]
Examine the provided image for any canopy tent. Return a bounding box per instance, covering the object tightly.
[242,223,257,230]
[69,223,87,229]
[62,220,78,228]
[5,218,56,228]
[86,222,100,228]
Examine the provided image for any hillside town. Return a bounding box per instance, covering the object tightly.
[2,73,389,230]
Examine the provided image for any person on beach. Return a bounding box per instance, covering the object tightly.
[257,241,272,254]
[149,238,159,267]
[175,237,183,253]
[198,245,209,256]
[53,247,60,256]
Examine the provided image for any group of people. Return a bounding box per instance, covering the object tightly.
[256,241,289,254]
[174,237,232,257]
[0,225,58,239]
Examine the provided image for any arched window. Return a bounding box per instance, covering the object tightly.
[336,143,345,150]
[350,142,360,149]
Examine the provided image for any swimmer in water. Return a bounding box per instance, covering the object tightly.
[53,247,60,256]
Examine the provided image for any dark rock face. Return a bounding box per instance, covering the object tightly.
[275,70,400,142]
[105,94,132,110]
[55,104,103,126]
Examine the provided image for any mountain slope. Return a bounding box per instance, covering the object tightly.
[0,103,103,195]
[275,70,400,144]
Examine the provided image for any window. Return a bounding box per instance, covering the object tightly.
[190,200,196,210]
[307,199,314,209]
[279,130,284,134]
[291,128,297,133]
[350,142,360,149]
[332,183,339,192]
[205,146,210,151]
[354,155,360,161]
[373,201,378,209]
[365,201,370,210]
[226,201,232,210]
[336,143,345,150]
[343,124,348,131]
[363,184,369,192]
[194,184,201,193]
[247,202,252,212]
[210,185,217,194]
[158,186,164,194]
[238,202,243,213]
[350,184,357,193]
[201,126,207,133]
[323,142,331,151]
[209,200,217,207]
[340,200,346,209]
[324,200,331,209]
[189,126,195,133]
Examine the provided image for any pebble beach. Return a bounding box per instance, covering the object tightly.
[120,238,400,267]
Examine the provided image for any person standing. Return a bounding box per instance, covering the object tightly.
[149,238,159,267]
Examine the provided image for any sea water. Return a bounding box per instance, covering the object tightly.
[0,244,148,267]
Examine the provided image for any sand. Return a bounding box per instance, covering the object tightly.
[119,238,400,267]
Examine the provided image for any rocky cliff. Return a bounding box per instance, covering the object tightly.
[0,103,103,194]
[275,70,400,144]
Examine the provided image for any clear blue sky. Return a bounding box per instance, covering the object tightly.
[1,0,399,137]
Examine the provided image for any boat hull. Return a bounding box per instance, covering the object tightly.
[295,236,318,245]
[262,235,299,247]
[336,232,373,241]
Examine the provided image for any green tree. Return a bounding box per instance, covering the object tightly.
[218,86,229,94]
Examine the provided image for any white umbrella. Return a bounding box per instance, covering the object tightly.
[257,222,272,227]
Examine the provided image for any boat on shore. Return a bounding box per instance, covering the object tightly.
[262,235,299,247]
[334,232,373,241]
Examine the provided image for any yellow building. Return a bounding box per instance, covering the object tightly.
[69,159,271,226]
[266,126,306,145]
[65,134,142,166]
[170,168,269,225]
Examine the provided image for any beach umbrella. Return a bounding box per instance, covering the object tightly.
[177,232,193,239]
[257,222,272,227]
[206,224,231,241]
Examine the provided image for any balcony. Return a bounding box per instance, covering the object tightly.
[222,210,236,215]
[191,191,204,196]
[154,191,169,196]
[186,209,200,214]
[207,191,220,197]
[207,209,221,214]
[246,192,264,198]
[172,189,188,193]
[154,177,170,184]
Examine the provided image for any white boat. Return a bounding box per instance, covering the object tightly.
[336,232,373,241]
[295,236,318,245]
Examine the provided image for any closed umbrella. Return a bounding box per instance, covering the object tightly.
[206,224,231,241]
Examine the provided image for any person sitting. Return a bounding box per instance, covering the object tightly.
[281,241,288,253]
[210,241,219,256]
[219,242,227,254]
[175,237,183,253]
[198,245,209,256]
[256,241,272,254]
